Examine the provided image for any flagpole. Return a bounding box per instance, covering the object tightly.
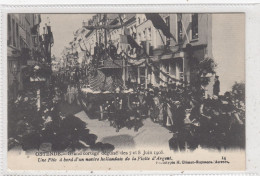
[118,14,126,88]
[145,57,148,89]
[96,29,98,45]
[104,14,107,47]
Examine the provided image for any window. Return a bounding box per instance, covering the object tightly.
[8,15,11,45]
[138,17,141,25]
[165,16,170,45]
[148,28,151,41]
[16,23,19,48]
[8,15,11,33]
[164,62,169,73]
[191,13,198,40]
[132,31,136,40]
[177,14,183,44]
[20,37,23,49]
[12,19,16,47]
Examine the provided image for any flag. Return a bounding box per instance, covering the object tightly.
[119,34,140,49]
[118,14,140,49]
[145,13,176,42]
[49,32,54,45]
[127,35,140,49]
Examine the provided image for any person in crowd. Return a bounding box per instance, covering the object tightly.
[151,90,160,123]
[169,99,194,151]
[108,40,117,60]
[103,100,115,126]
[74,84,80,106]
[113,87,128,132]
[94,42,99,58]
[157,90,165,124]
[127,75,132,89]
[74,67,80,85]
[213,75,220,96]
[138,90,147,118]
[144,89,154,118]
[128,90,142,131]
[165,96,175,128]
[172,101,186,133]
[66,85,75,104]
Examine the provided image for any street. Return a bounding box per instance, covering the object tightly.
[74,110,172,149]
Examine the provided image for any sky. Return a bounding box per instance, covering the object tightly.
[40,14,93,57]
[212,13,245,94]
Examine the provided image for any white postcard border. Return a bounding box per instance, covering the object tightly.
[0,2,260,175]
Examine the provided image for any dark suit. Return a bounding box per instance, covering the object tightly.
[213,80,220,96]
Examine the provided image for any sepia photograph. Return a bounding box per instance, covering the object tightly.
[7,12,245,170]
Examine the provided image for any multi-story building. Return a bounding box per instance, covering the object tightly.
[7,13,42,99]
[80,13,215,94]
[134,13,215,95]
[135,14,207,83]
[8,13,54,100]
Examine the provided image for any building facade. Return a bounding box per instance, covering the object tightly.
[8,13,53,100]
[8,14,42,99]
[134,14,213,88]
[77,13,214,94]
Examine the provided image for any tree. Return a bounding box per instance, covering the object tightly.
[232,82,245,104]
[198,57,217,86]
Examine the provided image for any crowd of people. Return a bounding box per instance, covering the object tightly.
[50,64,245,151]
[51,66,87,105]
[89,80,245,151]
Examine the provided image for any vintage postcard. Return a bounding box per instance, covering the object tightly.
[5,11,246,171]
